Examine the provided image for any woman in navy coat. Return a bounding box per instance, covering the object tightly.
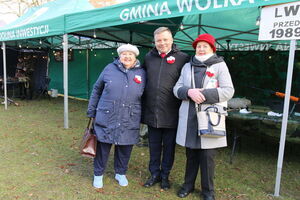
[87,44,146,188]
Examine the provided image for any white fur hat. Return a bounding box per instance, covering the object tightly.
[117,44,139,56]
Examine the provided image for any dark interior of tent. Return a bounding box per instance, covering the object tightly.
[0,49,48,100]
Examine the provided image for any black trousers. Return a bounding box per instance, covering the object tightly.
[94,141,133,176]
[148,126,177,178]
[182,148,217,196]
[18,82,26,98]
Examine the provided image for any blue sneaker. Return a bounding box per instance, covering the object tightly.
[93,175,103,188]
[115,174,128,186]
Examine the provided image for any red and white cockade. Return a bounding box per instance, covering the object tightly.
[166,56,175,64]
[133,75,142,84]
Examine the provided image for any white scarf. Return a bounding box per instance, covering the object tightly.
[195,53,214,62]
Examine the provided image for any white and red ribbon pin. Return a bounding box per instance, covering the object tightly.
[166,56,175,64]
[133,75,142,84]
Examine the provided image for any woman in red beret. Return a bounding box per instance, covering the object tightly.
[173,34,234,199]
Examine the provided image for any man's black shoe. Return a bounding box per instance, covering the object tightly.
[202,194,215,200]
[143,175,161,187]
[203,196,215,200]
[177,187,194,198]
[160,177,170,190]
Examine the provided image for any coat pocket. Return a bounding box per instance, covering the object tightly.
[128,103,141,130]
[95,100,114,129]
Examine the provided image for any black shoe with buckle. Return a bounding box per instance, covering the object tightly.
[177,187,194,198]
[160,177,170,190]
[143,175,161,187]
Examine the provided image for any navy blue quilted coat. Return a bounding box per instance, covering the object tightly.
[87,58,146,145]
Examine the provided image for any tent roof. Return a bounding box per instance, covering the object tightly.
[65,0,300,50]
[0,0,299,51]
[0,0,96,41]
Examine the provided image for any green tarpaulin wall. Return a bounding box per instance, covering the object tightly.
[48,47,151,99]
[222,50,300,106]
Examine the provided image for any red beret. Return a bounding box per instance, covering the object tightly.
[192,33,216,52]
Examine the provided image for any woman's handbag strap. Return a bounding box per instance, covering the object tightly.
[206,111,221,126]
[87,118,94,129]
[191,66,201,112]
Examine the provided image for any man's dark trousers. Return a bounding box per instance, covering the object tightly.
[148,126,177,178]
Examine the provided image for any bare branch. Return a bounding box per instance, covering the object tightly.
[0,0,53,17]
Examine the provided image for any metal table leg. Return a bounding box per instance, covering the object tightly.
[230,128,239,164]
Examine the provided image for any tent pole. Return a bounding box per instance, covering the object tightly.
[2,42,8,110]
[274,39,296,197]
[63,34,69,129]
[198,14,202,35]
[46,52,50,76]
[86,48,89,99]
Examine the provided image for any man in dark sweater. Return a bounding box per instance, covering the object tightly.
[142,27,190,190]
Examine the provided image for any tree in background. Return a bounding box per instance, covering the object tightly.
[0,0,53,25]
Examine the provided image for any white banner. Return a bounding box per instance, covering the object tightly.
[259,1,300,41]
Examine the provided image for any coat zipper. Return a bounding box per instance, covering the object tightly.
[154,56,165,128]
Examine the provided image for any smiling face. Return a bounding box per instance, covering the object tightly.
[119,51,137,69]
[154,30,173,54]
[195,41,214,56]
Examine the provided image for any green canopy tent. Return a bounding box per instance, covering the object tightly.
[1,0,299,196]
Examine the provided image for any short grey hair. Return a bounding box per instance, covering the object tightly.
[154,27,172,37]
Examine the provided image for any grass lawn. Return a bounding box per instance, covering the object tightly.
[0,97,299,200]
